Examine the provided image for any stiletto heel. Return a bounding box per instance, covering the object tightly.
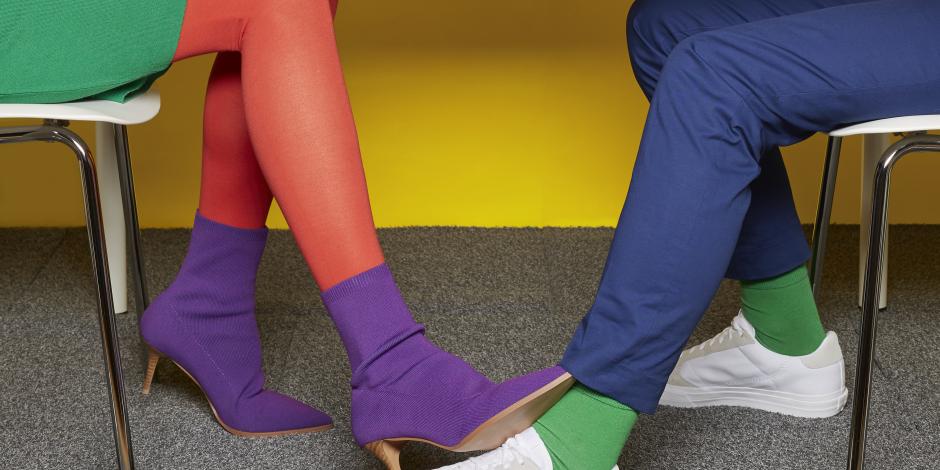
[365,440,404,470]
[142,347,161,395]
[141,343,334,437]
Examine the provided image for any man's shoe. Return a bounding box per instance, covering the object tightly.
[435,427,619,470]
[659,312,848,418]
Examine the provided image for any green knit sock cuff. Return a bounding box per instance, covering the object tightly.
[742,265,808,290]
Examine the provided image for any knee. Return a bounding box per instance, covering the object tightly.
[667,29,777,110]
[658,32,771,150]
[254,0,333,24]
[627,0,715,59]
[626,0,692,95]
[626,0,669,63]
[660,32,740,96]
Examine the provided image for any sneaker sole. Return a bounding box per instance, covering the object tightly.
[659,384,848,418]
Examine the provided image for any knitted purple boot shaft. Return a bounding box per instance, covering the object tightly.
[320,263,422,371]
[321,263,567,447]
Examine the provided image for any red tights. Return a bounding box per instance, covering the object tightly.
[172,0,380,290]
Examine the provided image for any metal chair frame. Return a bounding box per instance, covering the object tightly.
[809,133,940,470]
[3,117,934,470]
[0,120,148,470]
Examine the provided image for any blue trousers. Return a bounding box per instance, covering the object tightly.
[560,0,940,414]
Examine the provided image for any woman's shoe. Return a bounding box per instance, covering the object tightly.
[141,344,332,436]
[140,212,333,436]
[343,318,573,469]
[321,265,574,469]
[357,360,574,470]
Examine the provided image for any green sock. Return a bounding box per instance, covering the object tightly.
[740,265,827,356]
[533,383,637,470]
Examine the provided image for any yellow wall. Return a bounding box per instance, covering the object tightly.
[3,0,940,228]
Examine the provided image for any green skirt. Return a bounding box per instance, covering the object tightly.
[0,0,187,104]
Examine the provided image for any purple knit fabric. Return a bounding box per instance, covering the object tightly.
[140,212,332,433]
[322,264,567,447]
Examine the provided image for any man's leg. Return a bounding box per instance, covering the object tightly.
[528,3,858,467]
[624,0,876,374]
[627,0,872,345]
[446,1,940,468]
[566,0,940,420]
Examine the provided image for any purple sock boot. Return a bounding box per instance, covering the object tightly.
[321,264,573,469]
[140,213,333,436]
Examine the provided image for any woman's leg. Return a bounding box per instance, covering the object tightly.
[173,0,382,290]
[139,2,343,437]
[144,1,571,465]
[141,54,337,439]
[197,0,338,231]
[140,50,333,432]
[199,52,273,229]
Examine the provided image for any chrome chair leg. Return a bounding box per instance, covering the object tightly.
[848,134,940,470]
[112,124,149,314]
[59,125,137,470]
[0,123,136,470]
[810,136,842,297]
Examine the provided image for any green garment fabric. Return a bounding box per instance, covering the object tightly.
[741,265,827,356]
[0,0,187,104]
[534,383,637,470]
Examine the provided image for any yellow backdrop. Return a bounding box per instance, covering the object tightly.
[2,0,939,228]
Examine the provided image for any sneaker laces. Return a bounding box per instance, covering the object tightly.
[450,433,537,469]
[689,315,748,354]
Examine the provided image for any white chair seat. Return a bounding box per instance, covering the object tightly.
[831,114,940,137]
[0,90,160,125]
[0,90,162,316]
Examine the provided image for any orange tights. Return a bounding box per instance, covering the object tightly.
[172,0,381,290]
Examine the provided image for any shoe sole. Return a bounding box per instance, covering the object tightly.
[365,372,576,470]
[142,345,334,437]
[659,383,849,418]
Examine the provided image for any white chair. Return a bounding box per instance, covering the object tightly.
[810,116,940,470]
[0,90,159,470]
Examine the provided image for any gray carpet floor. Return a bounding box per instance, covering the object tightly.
[1,226,938,469]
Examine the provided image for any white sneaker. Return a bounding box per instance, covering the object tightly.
[435,427,619,470]
[659,312,848,418]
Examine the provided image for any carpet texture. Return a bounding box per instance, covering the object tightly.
[0,226,937,469]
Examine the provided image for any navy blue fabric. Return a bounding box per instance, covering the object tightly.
[561,0,940,414]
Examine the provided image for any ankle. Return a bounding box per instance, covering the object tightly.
[534,384,636,470]
[741,265,826,356]
[321,263,420,371]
